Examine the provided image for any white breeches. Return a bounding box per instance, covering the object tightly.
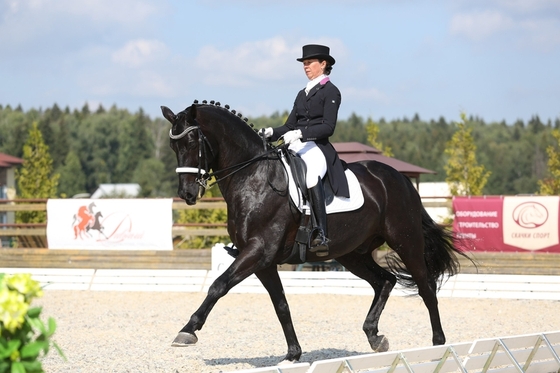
[289,140,327,189]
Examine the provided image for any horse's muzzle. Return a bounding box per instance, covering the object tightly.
[178,182,203,205]
[177,183,201,205]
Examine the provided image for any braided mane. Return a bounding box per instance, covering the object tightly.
[192,99,259,133]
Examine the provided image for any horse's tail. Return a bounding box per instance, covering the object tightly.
[386,208,471,291]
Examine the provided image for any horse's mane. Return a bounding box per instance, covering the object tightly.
[190,99,261,137]
[176,100,272,156]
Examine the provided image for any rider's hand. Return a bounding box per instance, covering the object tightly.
[260,127,273,139]
[283,130,302,145]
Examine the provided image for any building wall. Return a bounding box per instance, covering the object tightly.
[417,182,452,223]
[0,167,18,227]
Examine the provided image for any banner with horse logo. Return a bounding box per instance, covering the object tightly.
[453,196,560,253]
[46,199,173,250]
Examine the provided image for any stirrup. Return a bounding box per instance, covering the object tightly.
[309,231,330,257]
[310,243,329,257]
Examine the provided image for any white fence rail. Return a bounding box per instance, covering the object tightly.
[2,268,560,301]
[227,331,560,373]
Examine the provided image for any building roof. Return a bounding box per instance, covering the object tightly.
[333,142,435,179]
[0,153,24,168]
[90,183,141,198]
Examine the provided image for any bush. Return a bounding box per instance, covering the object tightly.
[0,273,63,373]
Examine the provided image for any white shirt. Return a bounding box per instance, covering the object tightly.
[305,74,327,95]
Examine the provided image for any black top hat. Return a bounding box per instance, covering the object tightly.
[297,44,336,65]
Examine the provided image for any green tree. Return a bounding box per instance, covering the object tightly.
[365,117,393,156]
[330,113,367,143]
[132,158,172,197]
[57,150,87,197]
[0,106,30,157]
[538,129,560,194]
[16,122,60,222]
[115,109,154,183]
[444,112,490,196]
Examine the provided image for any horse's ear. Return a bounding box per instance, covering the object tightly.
[186,104,197,121]
[161,106,176,124]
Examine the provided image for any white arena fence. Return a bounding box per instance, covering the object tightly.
[225,331,560,373]
[1,268,560,301]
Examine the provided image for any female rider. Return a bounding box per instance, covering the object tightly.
[262,44,349,257]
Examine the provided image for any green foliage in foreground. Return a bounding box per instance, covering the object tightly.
[0,273,64,373]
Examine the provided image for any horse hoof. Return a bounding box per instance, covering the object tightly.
[278,360,296,366]
[370,335,390,352]
[171,332,198,347]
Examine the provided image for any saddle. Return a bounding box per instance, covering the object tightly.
[221,148,363,264]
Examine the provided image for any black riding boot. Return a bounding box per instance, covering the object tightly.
[308,177,329,257]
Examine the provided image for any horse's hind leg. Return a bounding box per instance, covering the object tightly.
[390,238,446,346]
[255,266,302,363]
[336,249,396,353]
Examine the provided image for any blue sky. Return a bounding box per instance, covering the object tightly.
[1,0,559,124]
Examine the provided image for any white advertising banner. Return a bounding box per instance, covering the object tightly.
[503,196,560,251]
[46,199,173,250]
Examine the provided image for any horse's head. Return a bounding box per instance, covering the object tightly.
[161,104,214,205]
[163,101,269,205]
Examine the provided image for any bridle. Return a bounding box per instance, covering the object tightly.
[169,119,282,193]
[169,120,214,190]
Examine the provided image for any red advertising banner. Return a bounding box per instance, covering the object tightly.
[453,196,560,253]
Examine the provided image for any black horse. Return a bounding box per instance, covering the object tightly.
[161,101,467,363]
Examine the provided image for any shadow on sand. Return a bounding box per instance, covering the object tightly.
[204,348,369,369]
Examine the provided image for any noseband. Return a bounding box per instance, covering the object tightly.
[169,121,213,190]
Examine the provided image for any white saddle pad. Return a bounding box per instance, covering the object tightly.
[280,151,364,215]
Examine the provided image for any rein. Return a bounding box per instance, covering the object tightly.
[205,147,281,188]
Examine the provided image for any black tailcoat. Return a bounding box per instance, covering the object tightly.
[272,78,350,197]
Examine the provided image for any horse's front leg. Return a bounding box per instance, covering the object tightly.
[172,246,266,346]
[255,266,302,363]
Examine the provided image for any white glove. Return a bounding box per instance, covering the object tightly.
[260,127,273,138]
[282,130,302,145]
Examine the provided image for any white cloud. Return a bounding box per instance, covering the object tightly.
[193,37,345,86]
[194,37,298,86]
[449,1,560,50]
[450,10,514,40]
[0,0,160,48]
[112,39,169,68]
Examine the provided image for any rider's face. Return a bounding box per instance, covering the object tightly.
[302,59,326,80]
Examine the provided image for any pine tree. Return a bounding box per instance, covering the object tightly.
[365,117,393,157]
[57,150,87,197]
[444,112,490,196]
[16,122,60,223]
[538,129,560,195]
